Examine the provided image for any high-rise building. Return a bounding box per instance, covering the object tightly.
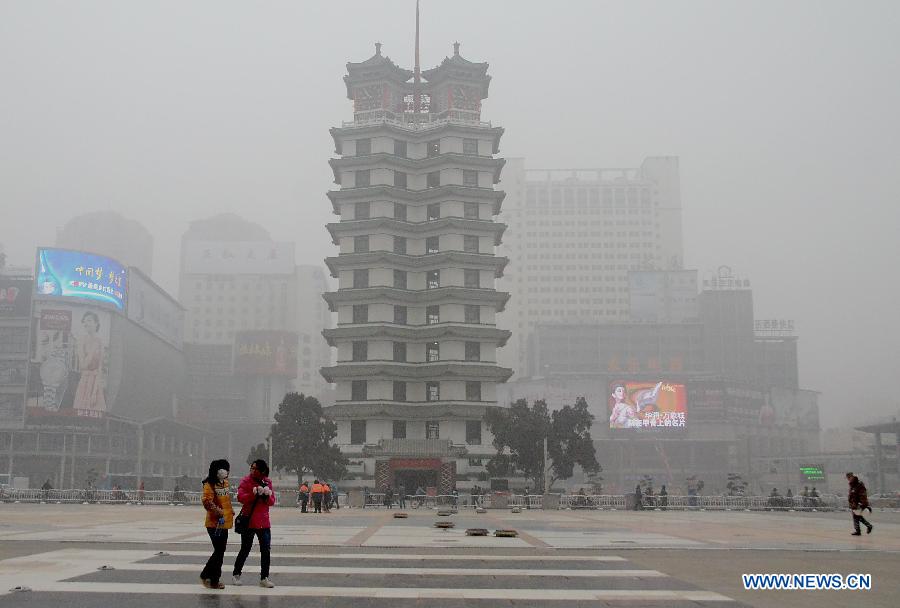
[179,215,298,348]
[178,214,332,427]
[295,264,334,401]
[497,158,684,376]
[178,214,334,464]
[0,262,32,429]
[321,42,512,492]
[56,211,154,276]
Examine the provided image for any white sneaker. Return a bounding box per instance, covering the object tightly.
[259,577,275,588]
[231,575,242,586]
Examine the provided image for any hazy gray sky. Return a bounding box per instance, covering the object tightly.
[1,1,898,429]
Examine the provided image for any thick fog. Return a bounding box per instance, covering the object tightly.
[1,1,898,430]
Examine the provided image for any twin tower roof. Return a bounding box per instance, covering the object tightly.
[343,42,491,100]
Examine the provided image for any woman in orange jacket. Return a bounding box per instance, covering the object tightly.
[200,459,234,589]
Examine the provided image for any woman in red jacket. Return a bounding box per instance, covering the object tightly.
[231,459,276,587]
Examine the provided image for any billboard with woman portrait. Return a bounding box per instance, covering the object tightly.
[28,302,111,417]
[608,380,687,430]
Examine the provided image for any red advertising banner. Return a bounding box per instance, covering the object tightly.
[233,330,298,377]
[0,279,32,317]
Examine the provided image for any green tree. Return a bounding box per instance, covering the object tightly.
[246,442,268,466]
[548,397,600,484]
[485,397,600,490]
[268,392,348,484]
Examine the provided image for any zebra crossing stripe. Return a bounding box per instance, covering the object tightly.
[25,582,735,602]
[162,551,628,561]
[115,562,666,577]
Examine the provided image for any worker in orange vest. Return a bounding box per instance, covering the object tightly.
[298,481,309,513]
[311,479,324,513]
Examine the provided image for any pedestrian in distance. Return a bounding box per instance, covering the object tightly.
[41,479,52,502]
[298,480,309,512]
[311,479,324,513]
[330,482,340,509]
[232,459,277,588]
[200,459,233,590]
[768,487,780,510]
[415,485,426,508]
[810,486,820,508]
[846,472,873,536]
[323,481,332,513]
[398,484,406,509]
[634,484,643,511]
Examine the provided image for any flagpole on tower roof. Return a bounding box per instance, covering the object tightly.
[414,0,421,114]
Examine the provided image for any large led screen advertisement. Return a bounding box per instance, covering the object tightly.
[35,248,127,311]
[609,381,687,430]
[28,302,111,417]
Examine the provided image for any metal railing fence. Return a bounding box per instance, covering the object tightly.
[0,488,853,512]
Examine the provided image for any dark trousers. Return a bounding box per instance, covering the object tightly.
[852,512,872,533]
[201,528,228,584]
[313,494,322,513]
[300,495,308,512]
[232,528,271,579]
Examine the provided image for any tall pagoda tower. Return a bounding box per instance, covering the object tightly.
[321,40,512,494]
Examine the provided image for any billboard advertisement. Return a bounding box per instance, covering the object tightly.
[0,279,33,317]
[769,386,820,429]
[28,302,111,417]
[35,248,127,311]
[127,268,184,350]
[609,380,687,429]
[233,330,298,377]
[182,241,295,275]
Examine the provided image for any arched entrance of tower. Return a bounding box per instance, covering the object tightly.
[375,458,456,495]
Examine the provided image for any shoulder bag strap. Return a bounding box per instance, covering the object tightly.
[241,482,265,519]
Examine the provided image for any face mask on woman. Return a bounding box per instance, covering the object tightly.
[217,469,229,481]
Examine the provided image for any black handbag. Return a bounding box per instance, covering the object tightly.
[234,484,265,534]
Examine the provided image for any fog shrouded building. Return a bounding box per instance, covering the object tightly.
[295,264,333,400]
[0,246,205,490]
[497,158,684,377]
[321,42,512,492]
[507,271,818,493]
[178,215,333,462]
[56,211,154,276]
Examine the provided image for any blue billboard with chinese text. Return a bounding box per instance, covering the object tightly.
[34,248,127,311]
